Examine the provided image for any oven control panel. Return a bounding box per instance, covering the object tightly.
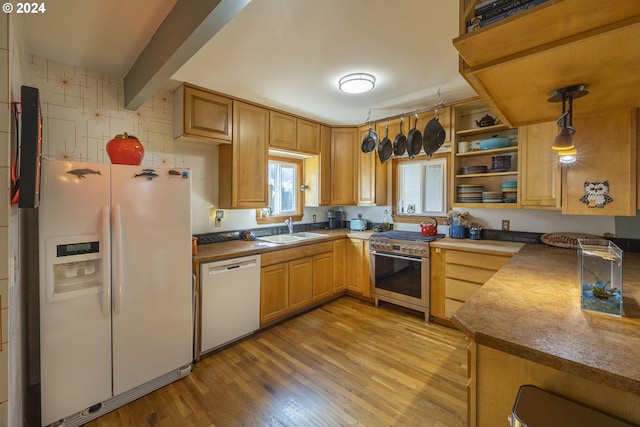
[370,240,429,256]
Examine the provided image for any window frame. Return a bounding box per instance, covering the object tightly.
[256,156,304,224]
[391,152,449,225]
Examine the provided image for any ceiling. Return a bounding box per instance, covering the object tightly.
[19,0,476,126]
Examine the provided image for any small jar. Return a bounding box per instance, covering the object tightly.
[469,224,483,240]
[192,237,198,255]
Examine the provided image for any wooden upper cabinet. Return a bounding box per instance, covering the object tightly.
[562,108,637,216]
[218,101,269,208]
[519,121,561,209]
[359,125,387,206]
[173,84,232,143]
[330,127,358,205]
[303,125,331,207]
[453,0,640,127]
[269,111,297,150]
[269,111,321,154]
[297,119,321,154]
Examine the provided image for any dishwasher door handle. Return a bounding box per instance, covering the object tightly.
[207,259,258,275]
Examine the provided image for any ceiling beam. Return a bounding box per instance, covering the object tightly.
[123,0,251,110]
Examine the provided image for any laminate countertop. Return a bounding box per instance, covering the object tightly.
[193,229,374,264]
[452,243,640,394]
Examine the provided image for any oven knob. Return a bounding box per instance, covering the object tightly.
[407,247,414,254]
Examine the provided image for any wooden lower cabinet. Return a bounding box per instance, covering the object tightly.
[333,239,346,293]
[289,257,314,311]
[260,241,336,326]
[313,252,334,300]
[345,238,371,297]
[431,246,511,323]
[260,262,289,326]
[469,342,640,427]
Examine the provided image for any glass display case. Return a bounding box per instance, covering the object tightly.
[579,238,623,317]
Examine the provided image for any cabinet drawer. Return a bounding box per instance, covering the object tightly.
[445,278,482,302]
[261,241,333,266]
[446,250,511,270]
[446,264,497,284]
[445,298,464,318]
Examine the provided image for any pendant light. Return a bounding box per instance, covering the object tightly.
[548,84,588,152]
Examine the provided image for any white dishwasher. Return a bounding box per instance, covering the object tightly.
[200,254,261,354]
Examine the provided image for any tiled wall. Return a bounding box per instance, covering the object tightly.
[27,55,176,166]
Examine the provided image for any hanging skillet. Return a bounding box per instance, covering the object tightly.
[393,116,407,156]
[361,124,379,153]
[407,114,422,158]
[423,107,446,157]
[378,123,392,164]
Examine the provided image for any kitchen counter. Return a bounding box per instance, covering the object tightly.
[430,237,524,255]
[452,243,640,394]
[193,229,374,263]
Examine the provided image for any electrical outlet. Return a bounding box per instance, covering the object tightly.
[312,214,316,222]
[215,210,224,220]
[502,219,510,231]
[214,218,221,228]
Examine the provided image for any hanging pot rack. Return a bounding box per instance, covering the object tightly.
[364,90,446,125]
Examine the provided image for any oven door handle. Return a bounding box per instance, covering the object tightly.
[370,250,423,262]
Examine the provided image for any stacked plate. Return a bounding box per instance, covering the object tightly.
[491,155,512,172]
[501,181,517,203]
[457,184,484,203]
[459,165,488,175]
[482,191,503,203]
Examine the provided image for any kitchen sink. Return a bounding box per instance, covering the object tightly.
[258,232,326,244]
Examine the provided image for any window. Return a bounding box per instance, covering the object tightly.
[395,156,447,217]
[257,156,303,223]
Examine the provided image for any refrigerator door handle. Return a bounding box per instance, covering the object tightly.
[112,204,123,315]
[102,205,111,318]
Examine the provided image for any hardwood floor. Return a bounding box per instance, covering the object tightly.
[84,297,468,427]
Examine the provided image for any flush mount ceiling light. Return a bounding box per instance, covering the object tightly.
[548,84,588,151]
[339,73,376,94]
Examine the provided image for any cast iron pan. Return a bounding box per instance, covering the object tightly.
[393,117,407,156]
[407,115,422,158]
[378,124,393,164]
[361,126,378,153]
[423,116,446,157]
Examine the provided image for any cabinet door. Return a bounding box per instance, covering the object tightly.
[303,125,331,207]
[358,125,388,206]
[176,84,232,143]
[319,125,332,205]
[219,101,269,208]
[297,119,320,154]
[269,111,297,150]
[430,246,446,321]
[361,242,371,297]
[333,239,346,293]
[331,127,358,205]
[562,108,637,216]
[313,252,334,300]
[260,263,289,325]
[289,257,314,310]
[346,239,363,293]
[520,121,561,209]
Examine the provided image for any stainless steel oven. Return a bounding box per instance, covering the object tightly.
[369,231,444,321]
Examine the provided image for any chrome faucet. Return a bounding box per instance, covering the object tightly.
[284,217,293,234]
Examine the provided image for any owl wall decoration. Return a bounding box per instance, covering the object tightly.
[579,181,613,208]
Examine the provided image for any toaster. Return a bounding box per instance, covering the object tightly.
[349,218,367,231]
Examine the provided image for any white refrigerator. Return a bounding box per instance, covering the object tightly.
[39,159,193,426]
